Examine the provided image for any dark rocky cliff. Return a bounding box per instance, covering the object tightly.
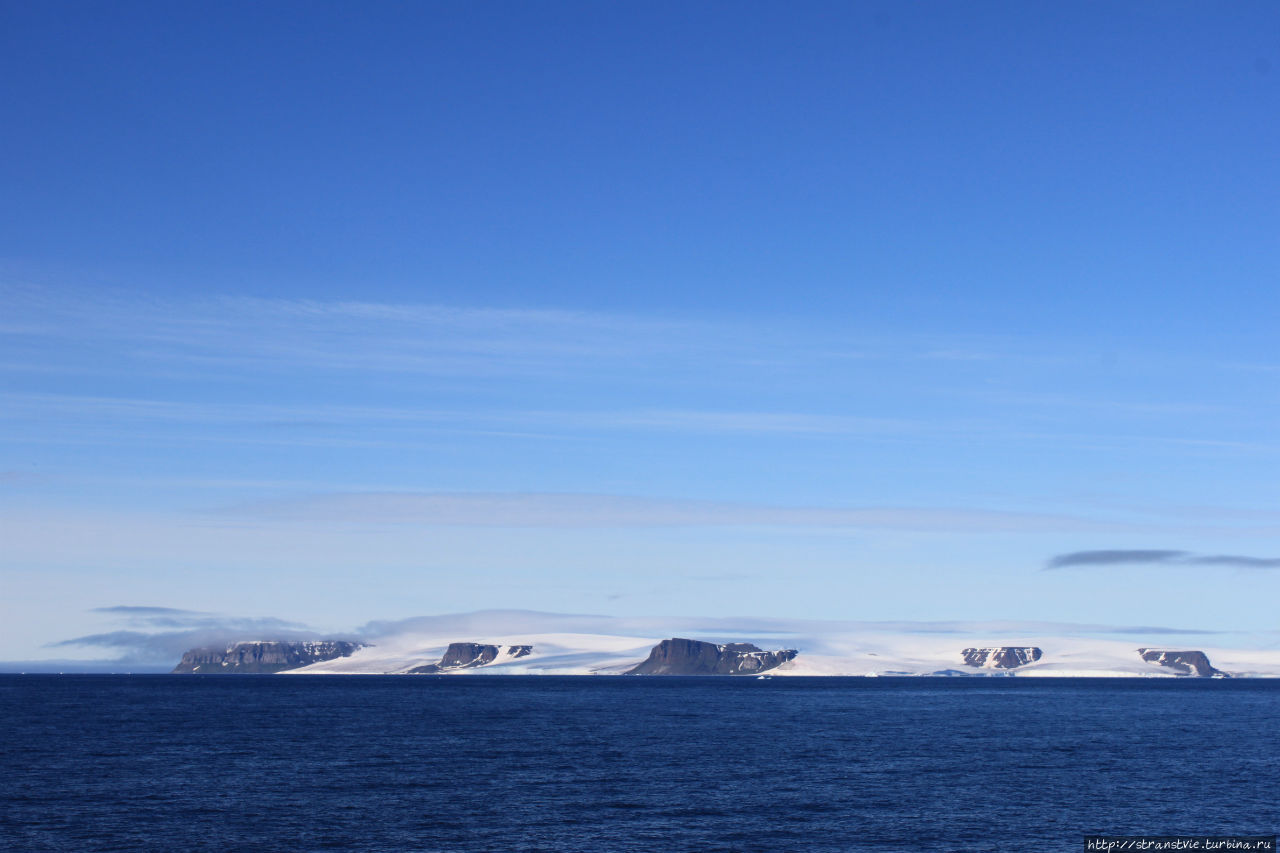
[407,643,533,674]
[626,638,798,675]
[962,647,1043,669]
[1139,649,1226,677]
[172,641,365,674]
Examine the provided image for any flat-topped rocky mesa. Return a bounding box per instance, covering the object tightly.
[962,647,1043,670]
[407,642,533,674]
[626,638,798,675]
[172,640,365,674]
[1139,649,1227,678]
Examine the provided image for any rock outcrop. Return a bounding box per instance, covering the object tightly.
[625,638,798,675]
[1139,649,1227,678]
[962,647,1043,669]
[407,643,533,674]
[172,641,365,674]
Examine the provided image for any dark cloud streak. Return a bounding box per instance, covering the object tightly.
[1046,549,1280,570]
[1046,550,1187,569]
[91,605,207,616]
[1186,554,1280,568]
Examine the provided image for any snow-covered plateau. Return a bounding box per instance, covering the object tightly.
[287,632,658,676]
[163,611,1280,677]
[186,613,1280,677]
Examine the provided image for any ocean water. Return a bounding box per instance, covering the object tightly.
[1,675,1276,852]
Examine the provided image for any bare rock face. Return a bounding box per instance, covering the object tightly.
[625,638,798,676]
[962,647,1043,670]
[407,643,532,674]
[172,641,364,674]
[441,642,500,668]
[1139,649,1226,677]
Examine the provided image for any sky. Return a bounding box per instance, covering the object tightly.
[2,2,1279,667]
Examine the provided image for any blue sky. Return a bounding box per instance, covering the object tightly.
[2,2,1279,664]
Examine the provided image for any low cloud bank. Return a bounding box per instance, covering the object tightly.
[45,608,332,668]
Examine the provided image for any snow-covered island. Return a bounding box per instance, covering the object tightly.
[172,633,1280,678]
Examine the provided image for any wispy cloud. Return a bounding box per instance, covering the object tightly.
[0,284,1065,398]
[220,490,1114,533]
[1045,549,1280,570]
[4,285,1261,458]
[529,409,909,435]
[79,605,312,631]
[354,609,1224,641]
[0,392,909,439]
[1,285,714,379]
[91,605,207,617]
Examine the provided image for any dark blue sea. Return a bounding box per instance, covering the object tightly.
[1,675,1277,852]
